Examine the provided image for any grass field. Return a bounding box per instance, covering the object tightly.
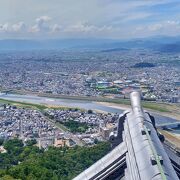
[0,96,175,114]
[0,98,78,111]
[0,98,47,110]
[0,90,180,115]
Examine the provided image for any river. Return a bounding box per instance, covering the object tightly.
[0,93,179,127]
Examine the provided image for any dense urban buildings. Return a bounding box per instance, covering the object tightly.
[1,0,180,179]
[0,103,118,148]
[0,49,179,103]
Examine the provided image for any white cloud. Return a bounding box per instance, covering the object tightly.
[65,22,96,33]
[0,22,26,33]
[0,23,10,32]
[29,25,39,33]
[12,22,26,32]
[148,21,180,32]
[36,16,51,24]
[123,13,152,22]
[0,0,179,39]
[148,24,163,31]
[166,20,180,26]
[133,20,180,38]
[29,16,51,33]
[51,24,61,32]
[64,22,112,35]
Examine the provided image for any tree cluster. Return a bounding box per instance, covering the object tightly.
[0,139,110,180]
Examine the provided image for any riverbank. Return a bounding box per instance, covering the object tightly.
[1,89,180,115]
[0,98,77,111]
[159,130,180,149]
[1,90,180,120]
[1,94,179,148]
[96,102,180,121]
[97,101,180,148]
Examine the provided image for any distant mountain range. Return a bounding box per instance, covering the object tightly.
[0,36,180,53]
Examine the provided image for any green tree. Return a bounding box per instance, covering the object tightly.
[88,109,93,114]
[0,139,4,146]
[26,139,37,146]
[0,139,110,180]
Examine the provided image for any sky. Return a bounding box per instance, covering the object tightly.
[0,0,180,39]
